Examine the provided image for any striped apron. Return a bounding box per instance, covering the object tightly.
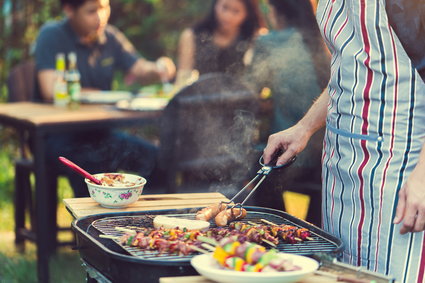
[316,0,425,282]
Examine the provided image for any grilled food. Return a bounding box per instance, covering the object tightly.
[214,207,247,227]
[213,237,301,272]
[196,203,227,221]
[153,215,210,230]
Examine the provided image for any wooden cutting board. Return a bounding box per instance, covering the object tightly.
[64,192,229,219]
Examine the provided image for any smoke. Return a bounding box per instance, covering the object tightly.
[159,74,260,197]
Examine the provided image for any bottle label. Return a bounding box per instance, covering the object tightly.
[54,81,69,107]
[68,82,81,101]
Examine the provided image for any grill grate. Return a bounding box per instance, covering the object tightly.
[91,211,339,262]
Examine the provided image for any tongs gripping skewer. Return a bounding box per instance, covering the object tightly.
[221,155,296,214]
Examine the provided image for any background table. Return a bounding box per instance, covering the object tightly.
[0,102,161,283]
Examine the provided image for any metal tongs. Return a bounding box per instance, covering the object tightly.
[222,153,296,213]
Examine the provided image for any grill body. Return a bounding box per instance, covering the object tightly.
[72,206,343,282]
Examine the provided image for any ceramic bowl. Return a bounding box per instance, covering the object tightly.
[191,253,319,283]
[85,173,146,208]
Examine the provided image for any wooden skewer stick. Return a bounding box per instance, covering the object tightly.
[197,235,219,247]
[115,227,136,235]
[306,236,314,241]
[247,221,258,226]
[261,238,277,247]
[99,234,119,239]
[201,243,216,251]
[189,245,209,254]
[125,226,142,230]
[260,219,278,226]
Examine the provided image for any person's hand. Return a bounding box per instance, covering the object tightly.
[263,124,312,166]
[393,168,425,234]
[156,56,176,82]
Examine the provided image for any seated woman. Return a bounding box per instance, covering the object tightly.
[176,0,265,87]
[244,0,330,224]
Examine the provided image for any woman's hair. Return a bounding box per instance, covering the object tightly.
[194,0,265,41]
[60,0,90,9]
[269,0,330,88]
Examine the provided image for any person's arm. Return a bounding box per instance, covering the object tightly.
[175,28,195,86]
[34,23,63,102]
[37,70,56,102]
[394,146,425,234]
[38,70,102,101]
[126,56,175,85]
[263,88,329,165]
[108,25,175,85]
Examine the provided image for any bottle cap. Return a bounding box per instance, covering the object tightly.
[68,52,77,63]
[56,53,65,71]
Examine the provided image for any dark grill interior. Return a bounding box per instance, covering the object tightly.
[89,210,340,262]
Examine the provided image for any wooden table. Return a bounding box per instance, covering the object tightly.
[64,192,229,219]
[0,102,161,283]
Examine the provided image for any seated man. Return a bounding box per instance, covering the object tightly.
[34,0,175,197]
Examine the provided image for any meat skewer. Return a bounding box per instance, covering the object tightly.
[98,217,314,256]
[261,219,314,242]
[119,229,204,255]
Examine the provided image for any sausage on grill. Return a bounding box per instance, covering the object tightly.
[196,203,227,221]
[215,207,247,227]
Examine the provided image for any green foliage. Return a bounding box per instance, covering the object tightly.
[0,248,85,282]
[0,252,37,283]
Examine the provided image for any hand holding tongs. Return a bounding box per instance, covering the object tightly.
[222,153,296,211]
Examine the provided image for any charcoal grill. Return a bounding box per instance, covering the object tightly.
[72,206,343,283]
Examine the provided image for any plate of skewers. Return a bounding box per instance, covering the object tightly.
[190,237,319,283]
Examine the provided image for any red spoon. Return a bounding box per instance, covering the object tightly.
[58,156,102,185]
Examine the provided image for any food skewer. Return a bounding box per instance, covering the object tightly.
[97,215,315,257]
[260,219,314,242]
[211,237,301,272]
[115,227,137,234]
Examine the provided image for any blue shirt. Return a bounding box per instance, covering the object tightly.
[34,19,139,91]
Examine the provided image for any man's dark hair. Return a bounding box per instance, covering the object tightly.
[60,0,92,9]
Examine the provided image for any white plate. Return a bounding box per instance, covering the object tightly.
[80,91,133,104]
[191,253,319,283]
[115,97,169,111]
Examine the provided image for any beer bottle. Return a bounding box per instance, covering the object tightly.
[53,53,69,106]
[66,52,81,108]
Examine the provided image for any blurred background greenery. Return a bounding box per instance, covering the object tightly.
[0,1,211,281]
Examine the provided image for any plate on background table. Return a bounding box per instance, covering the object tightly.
[115,97,170,111]
[190,253,319,283]
[79,91,133,104]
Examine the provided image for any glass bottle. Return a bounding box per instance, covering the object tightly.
[53,53,69,107]
[66,52,81,108]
